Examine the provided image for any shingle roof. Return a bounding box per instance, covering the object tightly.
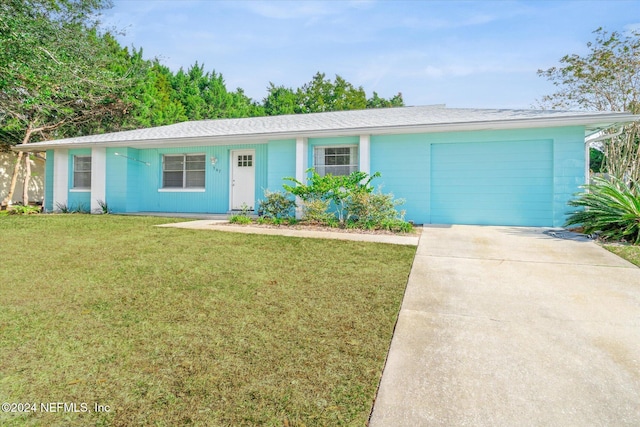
[14,105,640,151]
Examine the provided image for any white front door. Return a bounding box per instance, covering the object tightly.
[230,149,255,210]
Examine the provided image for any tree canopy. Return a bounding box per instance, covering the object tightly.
[538,27,640,182]
[0,0,403,206]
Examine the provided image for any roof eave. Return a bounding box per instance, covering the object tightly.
[12,113,640,152]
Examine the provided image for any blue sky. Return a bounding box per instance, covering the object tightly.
[103,0,639,109]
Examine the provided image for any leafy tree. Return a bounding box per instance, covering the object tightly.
[0,0,139,206]
[538,28,640,182]
[125,60,188,128]
[169,63,262,121]
[263,83,298,116]
[367,91,404,109]
[296,72,367,113]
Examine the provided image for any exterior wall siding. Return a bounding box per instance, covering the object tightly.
[105,144,268,214]
[266,139,296,192]
[370,134,431,224]
[45,125,585,226]
[370,126,585,227]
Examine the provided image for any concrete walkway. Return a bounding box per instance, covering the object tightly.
[369,225,640,426]
[156,219,420,246]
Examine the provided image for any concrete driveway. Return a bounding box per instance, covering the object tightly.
[370,225,640,426]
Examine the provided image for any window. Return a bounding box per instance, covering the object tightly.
[162,154,205,188]
[237,154,253,167]
[73,155,91,189]
[314,146,358,176]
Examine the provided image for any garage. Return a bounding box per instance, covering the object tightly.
[430,139,554,226]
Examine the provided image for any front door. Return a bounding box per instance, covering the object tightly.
[230,149,255,210]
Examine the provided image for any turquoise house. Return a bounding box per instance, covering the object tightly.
[14,106,638,226]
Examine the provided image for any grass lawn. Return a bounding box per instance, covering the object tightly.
[603,243,640,267]
[0,215,415,426]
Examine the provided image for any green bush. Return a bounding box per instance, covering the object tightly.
[565,176,640,244]
[8,204,41,215]
[259,190,295,219]
[97,199,110,214]
[284,169,379,224]
[229,214,252,225]
[346,191,405,225]
[301,199,333,223]
[283,169,413,232]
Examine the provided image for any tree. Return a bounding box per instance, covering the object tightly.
[296,72,367,113]
[0,0,138,206]
[263,83,299,116]
[367,91,404,109]
[538,28,640,182]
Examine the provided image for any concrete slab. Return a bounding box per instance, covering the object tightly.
[155,220,420,246]
[370,225,640,426]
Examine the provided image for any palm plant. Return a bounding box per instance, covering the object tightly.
[565,176,640,244]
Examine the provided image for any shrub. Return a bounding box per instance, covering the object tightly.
[259,190,295,219]
[565,176,640,244]
[346,191,404,225]
[55,202,71,213]
[8,204,41,215]
[229,214,252,225]
[301,199,334,224]
[97,199,110,214]
[284,169,379,224]
[380,218,414,233]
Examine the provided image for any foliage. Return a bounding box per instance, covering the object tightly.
[301,198,334,224]
[263,73,404,116]
[229,214,252,224]
[284,169,413,232]
[366,91,404,109]
[565,176,640,244]
[229,203,253,224]
[0,0,144,206]
[55,202,89,214]
[284,169,380,224]
[0,0,137,146]
[590,148,605,173]
[96,199,110,214]
[538,27,640,182]
[258,189,295,219]
[0,215,415,426]
[380,218,414,233]
[7,204,40,215]
[346,190,406,227]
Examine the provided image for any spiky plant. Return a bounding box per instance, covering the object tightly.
[565,176,640,244]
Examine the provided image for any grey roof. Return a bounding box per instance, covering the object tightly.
[14,105,640,151]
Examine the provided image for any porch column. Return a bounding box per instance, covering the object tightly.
[53,149,68,211]
[91,147,106,213]
[359,134,370,175]
[295,137,308,219]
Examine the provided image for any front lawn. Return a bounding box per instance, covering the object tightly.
[0,215,415,426]
[604,244,640,267]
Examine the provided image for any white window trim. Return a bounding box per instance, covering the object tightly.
[161,153,206,190]
[72,155,92,190]
[313,144,359,177]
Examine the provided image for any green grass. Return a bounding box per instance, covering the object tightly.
[604,244,640,267]
[0,215,415,426]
